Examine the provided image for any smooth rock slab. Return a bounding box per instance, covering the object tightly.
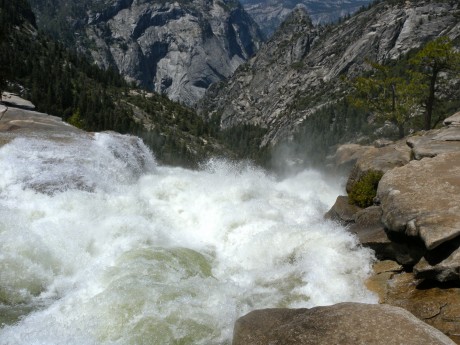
[0,107,84,139]
[407,126,460,160]
[346,140,411,193]
[367,269,460,344]
[232,303,455,345]
[377,152,460,250]
[444,112,460,127]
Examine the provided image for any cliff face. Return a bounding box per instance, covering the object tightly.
[240,0,373,38]
[29,0,263,106]
[198,0,460,146]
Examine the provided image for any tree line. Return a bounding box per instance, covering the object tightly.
[349,37,460,138]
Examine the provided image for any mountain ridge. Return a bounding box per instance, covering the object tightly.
[240,0,373,38]
[28,0,263,105]
[198,0,460,157]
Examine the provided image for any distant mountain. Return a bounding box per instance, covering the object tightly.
[28,0,263,106]
[1,0,238,167]
[198,1,460,165]
[239,0,373,38]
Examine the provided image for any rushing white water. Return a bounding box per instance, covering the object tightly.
[0,132,376,345]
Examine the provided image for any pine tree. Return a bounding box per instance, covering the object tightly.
[410,37,460,130]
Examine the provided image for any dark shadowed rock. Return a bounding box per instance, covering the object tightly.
[414,236,460,282]
[349,206,425,265]
[324,195,361,224]
[232,303,456,345]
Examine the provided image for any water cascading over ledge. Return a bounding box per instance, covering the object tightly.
[0,110,376,344]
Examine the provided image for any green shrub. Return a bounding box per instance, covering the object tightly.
[67,109,85,129]
[348,170,384,208]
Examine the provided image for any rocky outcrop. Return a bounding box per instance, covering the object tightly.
[376,114,460,282]
[326,143,373,171]
[325,112,460,342]
[0,106,83,140]
[199,1,460,146]
[377,152,460,252]
[1,92,35,110]
[200,6,319,140]
[367,261,460,344]
[240,0,372,38]
[30,0,263,106]
[233,303,456,345]
[346,140,411,193]
[328,112,460,281]
[324,195,361,224]
[407,128,460,160]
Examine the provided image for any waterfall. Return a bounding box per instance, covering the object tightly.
[0,132,376,345]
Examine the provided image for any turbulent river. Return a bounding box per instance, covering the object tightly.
[0,132,376,345]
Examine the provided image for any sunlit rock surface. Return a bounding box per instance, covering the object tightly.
[233,303,456,345]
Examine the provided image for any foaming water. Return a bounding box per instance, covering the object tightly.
[0,133,376,344]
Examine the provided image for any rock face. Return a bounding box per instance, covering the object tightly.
[324,195,361,224]
[328,113,460,286]
[326,143,373,171]
[367,263,460,344]
[377,149,460,283]
[0,106,83,140]
[407,128,460,160]
[377,152,460,252]
[239,0,373,38]
[346,140,411,193]
[199,0,460,146]
[29,0,263,105]
[233,303,456,345]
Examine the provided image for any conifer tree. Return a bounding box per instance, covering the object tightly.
[350,37,460,135]
[410,37,460,130]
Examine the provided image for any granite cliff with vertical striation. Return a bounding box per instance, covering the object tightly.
[29,0,263,105]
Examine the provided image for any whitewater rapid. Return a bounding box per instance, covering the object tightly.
[0,132,376,345]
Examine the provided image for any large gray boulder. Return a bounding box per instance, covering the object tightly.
[326,143,373,172]
[233,303,456,345]
[377,152,460,251]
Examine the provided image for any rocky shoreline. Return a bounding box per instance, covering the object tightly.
[233,111,460,344]
[325,111,460,343]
